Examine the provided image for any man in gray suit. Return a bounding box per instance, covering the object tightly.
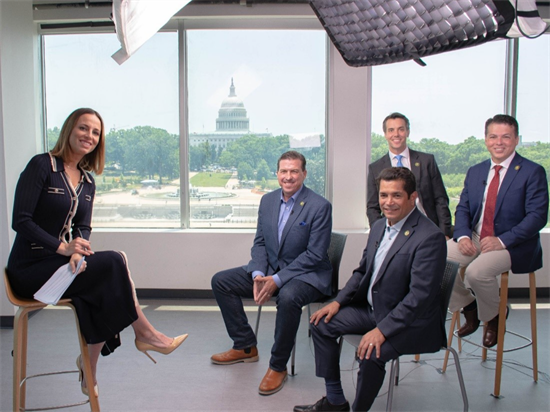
[211,150,332,396]
[295,168,446,411]
[367,112,452,238]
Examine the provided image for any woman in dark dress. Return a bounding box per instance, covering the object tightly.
[7,108,187,397]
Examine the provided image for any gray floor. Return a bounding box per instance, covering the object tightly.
[1,297,549,412]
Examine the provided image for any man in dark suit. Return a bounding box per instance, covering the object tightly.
[211,151,333,396]
[448,114,548,348]
[367,112,452,238]
[295,167,446,412]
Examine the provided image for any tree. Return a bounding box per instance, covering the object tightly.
[256,159,272,182]
[47,127,60,150]
[189,141,212,171]
[408,138,453,174]
[238,161,254,181]
[369,133,388,162]
[103,126,179,182]
[219,134,289,172]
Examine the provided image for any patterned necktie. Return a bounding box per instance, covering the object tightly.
[395,155,403,167]
[480,165,503,239]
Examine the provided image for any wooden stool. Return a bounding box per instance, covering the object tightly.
[444,270,538,398]
[4,269,100,411]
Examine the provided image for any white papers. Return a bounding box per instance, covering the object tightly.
[34,257,85,305]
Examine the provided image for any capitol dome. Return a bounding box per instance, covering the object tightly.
[216,78,249,132]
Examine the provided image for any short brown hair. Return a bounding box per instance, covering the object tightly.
[51,108,105,174]
[277,150,306,171]
[376,167,417,197]
[382,112,410,133]
[484,114,519,137]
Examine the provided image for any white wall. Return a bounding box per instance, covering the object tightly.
[0,0,41,317]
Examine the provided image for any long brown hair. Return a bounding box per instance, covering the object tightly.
[50,108,105,174]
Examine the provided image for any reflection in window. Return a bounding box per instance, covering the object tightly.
[44,32,179,228]
[187,30,327,228]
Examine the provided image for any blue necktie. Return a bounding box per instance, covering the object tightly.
[395,155,403,167]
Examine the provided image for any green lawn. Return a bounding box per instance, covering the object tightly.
[190,172,232,187]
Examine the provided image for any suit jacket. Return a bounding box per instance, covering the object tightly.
[336,208,447,355]
[246,185,333,296]
[367,149,452,237]
[453,153,548,274]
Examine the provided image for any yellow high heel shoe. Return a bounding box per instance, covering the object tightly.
[76,355,99,397]
[135,334,188,364]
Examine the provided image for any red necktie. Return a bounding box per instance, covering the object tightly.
[480,165,503,239]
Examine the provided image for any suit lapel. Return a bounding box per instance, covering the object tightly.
[271,189,283,248]
[355,220,386,298]
[495,153,522,216]
[372,210,419,288]
[278,186,308,251]
[366,220,386,279]
[408,149,422,202]
[472,160,491,225]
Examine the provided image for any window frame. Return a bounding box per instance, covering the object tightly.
[38,4,330,231]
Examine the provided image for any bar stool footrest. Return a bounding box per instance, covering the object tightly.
[453,329,532,353]
[19,370,90,412]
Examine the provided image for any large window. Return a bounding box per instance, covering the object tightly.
[44,32,180,228]
[371,40,507,220]
[43,28,327,230]
[517,35,550,227]
[186,30,327,228]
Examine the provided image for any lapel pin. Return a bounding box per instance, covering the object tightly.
[404,230,410,236]
[415,162,420,167]
[300,201,305,206]
[515,165,520,171]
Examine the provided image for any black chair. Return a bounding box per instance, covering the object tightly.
[254,232,347,375]
[343,260,469,412]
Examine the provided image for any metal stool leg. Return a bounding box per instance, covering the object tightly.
[442,311,459,372]
[386,358,398,412]
[254,305,262,337]
[290,341,296,376]
[529,272,538,382]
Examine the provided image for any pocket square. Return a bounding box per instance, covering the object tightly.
[299,221,307,226]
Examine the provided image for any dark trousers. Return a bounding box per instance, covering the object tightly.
[212,266,323,372]
[311,305,399,411]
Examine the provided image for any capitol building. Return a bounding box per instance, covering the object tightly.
[189,78,272,148]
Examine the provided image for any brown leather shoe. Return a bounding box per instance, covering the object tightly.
[457,307,480,338]
[258,368,288,395]
[211,347,258,365]
[483,314,503,348]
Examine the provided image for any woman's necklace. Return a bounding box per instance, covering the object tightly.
[64,163,81,187]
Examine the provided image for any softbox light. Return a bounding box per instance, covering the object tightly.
[310,0,548,67]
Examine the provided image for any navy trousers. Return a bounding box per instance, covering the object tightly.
[311,304,400,411]
[212,266,324,372]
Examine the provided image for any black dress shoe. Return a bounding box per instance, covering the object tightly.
[457,307,480,338]
[294,397,350,412]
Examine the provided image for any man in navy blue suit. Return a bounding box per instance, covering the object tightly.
[211,151,333,396]
[448,114,548,348]
[295,167,446,411]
